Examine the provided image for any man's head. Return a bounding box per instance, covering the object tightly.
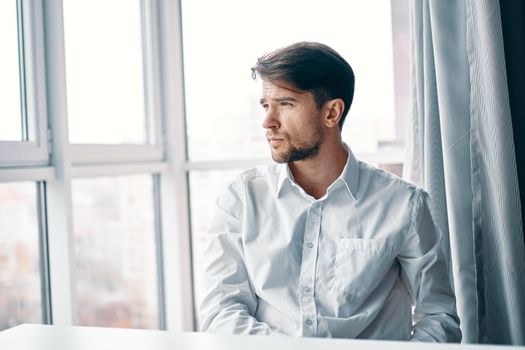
[252,42,355,164]
[251,41,355,130]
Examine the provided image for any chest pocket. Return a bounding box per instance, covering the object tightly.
[334,238,394,299]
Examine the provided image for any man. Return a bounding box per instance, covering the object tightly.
[199,41,461,342]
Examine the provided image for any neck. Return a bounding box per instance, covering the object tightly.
[289,140,348,199]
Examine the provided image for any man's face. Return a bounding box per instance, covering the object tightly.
[260,80,325,163]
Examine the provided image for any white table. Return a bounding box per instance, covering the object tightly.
[0,324,522,350]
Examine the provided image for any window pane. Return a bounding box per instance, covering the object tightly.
[182,0,400,160]
[71,175,159,329]
[391,0,410,142]
[0,182,42,330]
[63,0,148,144]
[188,169,242,318]
[0,1,23,141]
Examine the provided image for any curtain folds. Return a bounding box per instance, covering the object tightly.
[405,0,525,344]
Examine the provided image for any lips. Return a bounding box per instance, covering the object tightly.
[269,138,284,146]
[267,134,285,146]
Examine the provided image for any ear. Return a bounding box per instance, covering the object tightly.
[323,98,345,128]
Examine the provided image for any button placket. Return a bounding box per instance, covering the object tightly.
[298,201,323,336]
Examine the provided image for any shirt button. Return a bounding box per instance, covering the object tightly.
[304,287,311,293]
[307,243,313,248]
[305,319,313,326]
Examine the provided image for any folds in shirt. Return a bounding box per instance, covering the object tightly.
[199,146,461,342]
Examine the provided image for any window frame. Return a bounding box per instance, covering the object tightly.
[66,0,164,165]
[1,0,194,332]
[38,0,184,329]
[0,0,50,168]
[0,180,52,328]
[68,172,165,329]
[37,181,53,325]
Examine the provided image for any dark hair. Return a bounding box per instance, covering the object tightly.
[251,41,355,129]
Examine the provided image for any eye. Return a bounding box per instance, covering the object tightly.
[280,101,293,107]
[261,103,269,110]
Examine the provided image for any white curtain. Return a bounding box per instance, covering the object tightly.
[405,0,525,344]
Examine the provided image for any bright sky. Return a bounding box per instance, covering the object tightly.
[0,1,23,141]
[182,0,396,159]
[1,0,396,156]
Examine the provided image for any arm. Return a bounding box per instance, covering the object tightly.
[199,181,283,335]
[398,189,462,342]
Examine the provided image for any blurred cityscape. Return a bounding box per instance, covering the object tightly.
[0,176,160,331]
[71,175,159,329]
[0,183,41,330]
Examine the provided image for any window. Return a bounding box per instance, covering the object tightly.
[63,0,149,145]
[0,182,47,330]
[0,0,49,167]
[182,0,405,161]
[0,1,50,331]
[1,0,186,331]
[55,0,169,329]
[0,1,23,141]
[62,0,163,164]
[181,0,410,317]
[71,175,161,328]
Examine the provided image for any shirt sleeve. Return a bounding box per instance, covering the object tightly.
[397,189,462,342]
[198,180,284,335]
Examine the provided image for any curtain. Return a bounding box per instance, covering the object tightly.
[405,0,525,344]
[500,0,525,247]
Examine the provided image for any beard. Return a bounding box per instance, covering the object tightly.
[270,127,324,163]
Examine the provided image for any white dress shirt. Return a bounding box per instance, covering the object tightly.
[199,145,461,342]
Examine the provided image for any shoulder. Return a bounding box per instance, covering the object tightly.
[223,163,280,195]
[357,162,433,243]
[356,160,429,216]
[231,163,279,184]
[358,160,420,195]
[227,163,279,188]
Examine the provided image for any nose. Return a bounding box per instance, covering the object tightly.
[262,107,280,130]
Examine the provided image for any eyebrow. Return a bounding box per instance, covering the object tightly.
[259,96,299,105]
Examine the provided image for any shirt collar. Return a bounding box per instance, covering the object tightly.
[276,162,293,197]
[339,143,359,200]
[275,143,359,200]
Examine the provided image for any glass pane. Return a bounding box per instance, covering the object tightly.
[182,0,400,160]
[0,182,42,330]
[71,174,159,329]
[391,0,410,141]
[189,169,243,319]
[64,0,148,144]
[0,1,23,141]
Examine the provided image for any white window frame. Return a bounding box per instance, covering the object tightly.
[70,144,164,165]
[156,0,195,331]
[0,0,49,168]
[67,0,164,165]
[1,0,195,332]
[40,0,194,331]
